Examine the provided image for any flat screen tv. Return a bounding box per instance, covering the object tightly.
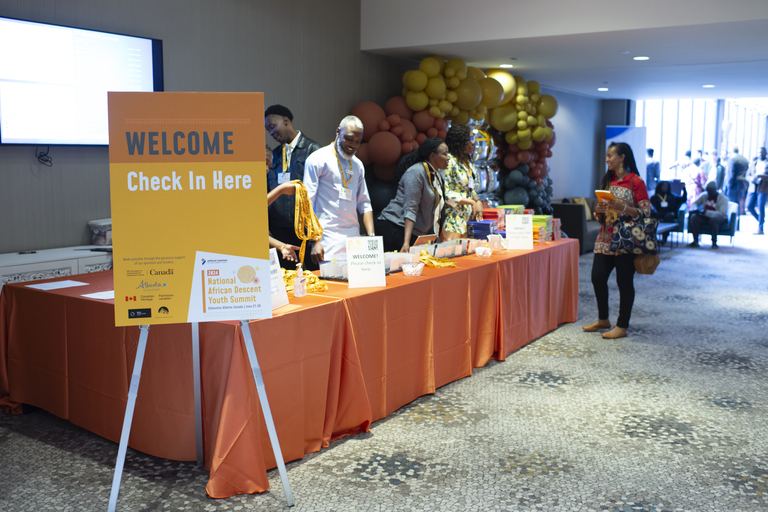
[0,16,163,145]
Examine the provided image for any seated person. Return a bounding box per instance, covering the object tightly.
[687,181,728,249]
[650,181,686,243]
[376,138,449,253]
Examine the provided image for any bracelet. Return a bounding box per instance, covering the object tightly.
[280,244,287,252]
[622,204,627,214]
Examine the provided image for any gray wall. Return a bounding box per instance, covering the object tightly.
[541,86,603,199]
[0,0,408,253]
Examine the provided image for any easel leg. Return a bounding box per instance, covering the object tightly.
[191,322,204,466]
[108,324,150,512]
[239,320,295,507]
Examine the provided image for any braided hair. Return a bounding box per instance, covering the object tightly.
[445,125,472,166]
[600,142,640,190]
[395,137,446,183]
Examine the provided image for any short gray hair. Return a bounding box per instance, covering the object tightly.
[339,115,363,132]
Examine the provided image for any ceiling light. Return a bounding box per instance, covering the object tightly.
[703,84,715,88]
[633,56,650,61]
[598,88,609,91]
[500,64,514,68]
[621,51,630,54]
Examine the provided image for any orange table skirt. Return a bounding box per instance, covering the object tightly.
[0,239,578,498]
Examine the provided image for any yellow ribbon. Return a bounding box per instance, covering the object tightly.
[419,249,456,268]
[293,180,323,266]
[333,146,352,188]
[282,268,328,293]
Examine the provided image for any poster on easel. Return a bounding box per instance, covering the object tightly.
[108,92,271,326]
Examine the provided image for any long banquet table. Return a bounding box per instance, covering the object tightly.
[0,239,578,498]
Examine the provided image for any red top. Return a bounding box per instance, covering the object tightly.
[594,172,651,255]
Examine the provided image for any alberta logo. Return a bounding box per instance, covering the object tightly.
[136,280,167,289]
[158,306,169,315]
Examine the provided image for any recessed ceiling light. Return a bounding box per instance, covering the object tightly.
[633,56,650,61]
[703,84,715,88]
[598,88,609,91]
[500,64,514,68]
[621,51,630,54]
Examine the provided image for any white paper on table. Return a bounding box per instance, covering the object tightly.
[26,280,89,290]
[346,236,386,288]
[506,214,534,250]
[82,290,115,300]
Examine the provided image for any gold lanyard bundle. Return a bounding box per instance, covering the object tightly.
[292,180,323,265]
[282,268,328,293]
[419,249,456,268]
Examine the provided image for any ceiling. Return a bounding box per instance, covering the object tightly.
[361,0,768,103]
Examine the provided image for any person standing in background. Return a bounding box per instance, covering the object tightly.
[264,104,321,269]
[645,148,660,195]
[684,158,708,208]
[747,147,767,235]
[441,125,483,240]
[725,146,749,215]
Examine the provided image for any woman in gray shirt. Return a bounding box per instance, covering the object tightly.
[376,137,449,253]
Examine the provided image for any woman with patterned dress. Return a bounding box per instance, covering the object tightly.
[441,125,484,240]
[583,142,651,339]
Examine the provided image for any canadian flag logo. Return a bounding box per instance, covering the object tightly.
[125,296,137,301]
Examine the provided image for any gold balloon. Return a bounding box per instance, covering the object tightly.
[407,70,428,92]
[428,55,445,75]
[513,76,528,95]
[438,100,453,112]
[419,57,441,78]
[517,138,533,150]
[455,69,467,81]
[454,109,471,125]
[444,67,456,78]
[544,127,554,140]
[531,93,541,104]
[517,120,528,130]
[446,57,467,73]
[478,77,504,109]
[470,110,485,122]
[517,128,532,140]
[446,91,458,103]
[454,78,482,110]
[447,76,461,89]
[527,81,541,95]
[450,105,460,116]
[486,69,515,106]
[425,76,446,99]
[538,114,546,126]
[468,66,486,80]
[516,94,526,105]
[537,94,559,119]
[532,126,547,141]
[429,105,442,118]
[402,70,412,87]
[489,104,517,132]
[429,98,439,107]
[517,110,528,120]
[406,90,429,111]
[505,131,519,144]
[527,115,537,126]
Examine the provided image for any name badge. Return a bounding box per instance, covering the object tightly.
[339,187,353,201]
[660,201,668,208]
[278,172,290,184]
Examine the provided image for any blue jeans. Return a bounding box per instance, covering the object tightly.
[747,191,767,231]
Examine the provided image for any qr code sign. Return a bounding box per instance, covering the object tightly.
[368,238,379,251]
[522,216,531,225]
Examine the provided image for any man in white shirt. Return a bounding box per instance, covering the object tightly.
[688,181,729,249]
[304,116,374,262]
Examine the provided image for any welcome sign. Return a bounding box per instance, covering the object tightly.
[108,92,271,326]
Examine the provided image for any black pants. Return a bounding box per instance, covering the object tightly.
[688,213,725,245]
[591,252,636,329]
[375,217,417,253]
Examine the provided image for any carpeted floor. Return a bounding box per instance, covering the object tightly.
[2,217,767,512]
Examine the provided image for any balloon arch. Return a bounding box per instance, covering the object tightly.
[352,56,558,215]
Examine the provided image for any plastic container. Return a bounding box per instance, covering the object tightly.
[87,218,112,246]
[293,264,307,297]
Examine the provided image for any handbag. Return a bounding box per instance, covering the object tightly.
[634,253,660,274]
[609,215,659,255]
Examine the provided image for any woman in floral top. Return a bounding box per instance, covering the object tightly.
[584,142,650,339]
[441,125,484,240]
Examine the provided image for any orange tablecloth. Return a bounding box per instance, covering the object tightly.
[0,239,578,498]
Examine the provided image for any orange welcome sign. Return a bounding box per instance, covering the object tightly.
[108,92,269,326]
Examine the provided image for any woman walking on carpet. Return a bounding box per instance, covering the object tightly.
[584,142,650,339]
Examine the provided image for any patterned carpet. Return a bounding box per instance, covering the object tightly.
[1,217,767,512]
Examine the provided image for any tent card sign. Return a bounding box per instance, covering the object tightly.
[108,92,271,326]
[346,236,386,288]
[506,214,534,250]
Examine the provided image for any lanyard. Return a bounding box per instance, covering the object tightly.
[282,145,289,174]
[657,194,667,202]
[334,147,352,188]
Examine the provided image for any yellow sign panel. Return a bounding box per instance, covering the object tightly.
[108,92,270,326]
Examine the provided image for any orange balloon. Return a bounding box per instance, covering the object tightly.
[368,131,402,165]
[351,101,386,141]
[385,96,413,120]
